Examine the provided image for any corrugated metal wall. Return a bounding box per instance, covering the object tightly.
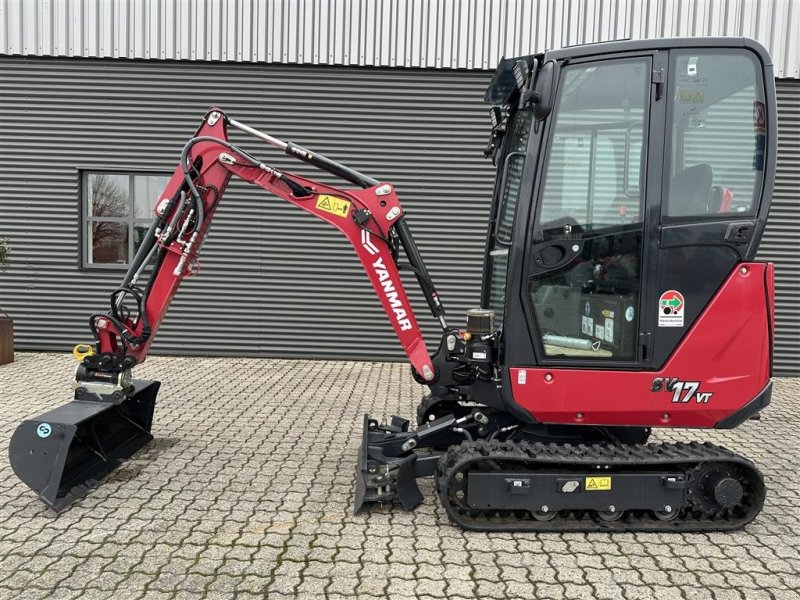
[758,79,799,375]
[1,0,798,77]
[0,57,796,373]
[0,57,494,359]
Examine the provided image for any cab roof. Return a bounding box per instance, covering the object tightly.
[543,36,771,65]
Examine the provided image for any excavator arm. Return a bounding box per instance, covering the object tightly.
[10,108,457,511]
[86,108,444,385]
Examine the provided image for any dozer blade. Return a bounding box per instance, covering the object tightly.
[354,414,428,513]
[8,379,159,511]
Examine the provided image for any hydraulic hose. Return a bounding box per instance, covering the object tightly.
[119,219,158,290]
[89,285,151,350]
[179,136,267,234]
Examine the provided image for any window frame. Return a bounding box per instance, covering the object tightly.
[79,169,171,271]
[494,108,535,246]
[482,107,536,327]
[661,48,768,224]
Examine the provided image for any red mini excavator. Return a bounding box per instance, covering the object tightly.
[10,37,777,531]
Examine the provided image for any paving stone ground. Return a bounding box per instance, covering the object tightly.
[0,352,797,600]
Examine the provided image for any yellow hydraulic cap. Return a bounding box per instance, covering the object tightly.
[72,344,95,361]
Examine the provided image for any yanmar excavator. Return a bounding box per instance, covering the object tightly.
[10,37,777,531]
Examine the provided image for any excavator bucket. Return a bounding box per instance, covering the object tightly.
[8,380,159,511]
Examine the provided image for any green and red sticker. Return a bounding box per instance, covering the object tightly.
[658,290,684,327]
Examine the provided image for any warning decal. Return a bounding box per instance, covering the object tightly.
[585,476,612,491]
[315,195,351,218]
[679,89,705,103]
[658,290,685,328]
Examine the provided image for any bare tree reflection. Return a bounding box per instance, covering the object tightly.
[90,174,129,262]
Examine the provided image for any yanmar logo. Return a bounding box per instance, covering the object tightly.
[362,231,413,331]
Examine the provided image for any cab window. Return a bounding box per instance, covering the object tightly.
[486,109,533,327]
[665,51,765,218]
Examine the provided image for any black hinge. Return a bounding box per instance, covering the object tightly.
[652,69,665,100]
[639,332,653,362]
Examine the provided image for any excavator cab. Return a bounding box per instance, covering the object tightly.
[482,39,775,429]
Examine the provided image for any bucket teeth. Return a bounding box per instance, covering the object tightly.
[8,380,159,511]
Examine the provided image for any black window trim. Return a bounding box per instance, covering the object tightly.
[493,107,535,246]
[481,106,536,321]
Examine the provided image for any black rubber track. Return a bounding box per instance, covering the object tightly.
[436,440,765,532]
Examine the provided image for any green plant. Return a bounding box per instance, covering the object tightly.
[0,238,7,270]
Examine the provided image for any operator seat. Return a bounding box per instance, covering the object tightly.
[667,163,713,216]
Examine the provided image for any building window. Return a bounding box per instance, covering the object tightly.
[82,171,171,268]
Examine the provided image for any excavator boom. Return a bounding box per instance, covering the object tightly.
[9,109,447,510]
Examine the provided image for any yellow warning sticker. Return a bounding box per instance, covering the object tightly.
[585,476,612,491]
[679,90,704,103]
[315,195,351,218]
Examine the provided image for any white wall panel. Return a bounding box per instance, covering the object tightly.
[1,0,798,77]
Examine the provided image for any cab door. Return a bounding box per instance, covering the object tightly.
[651,48,772,367]
[524,53,658,367]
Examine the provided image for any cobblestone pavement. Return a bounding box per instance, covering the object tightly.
[0,353,798,600]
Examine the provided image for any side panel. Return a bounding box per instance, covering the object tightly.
[509,262,771,428]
